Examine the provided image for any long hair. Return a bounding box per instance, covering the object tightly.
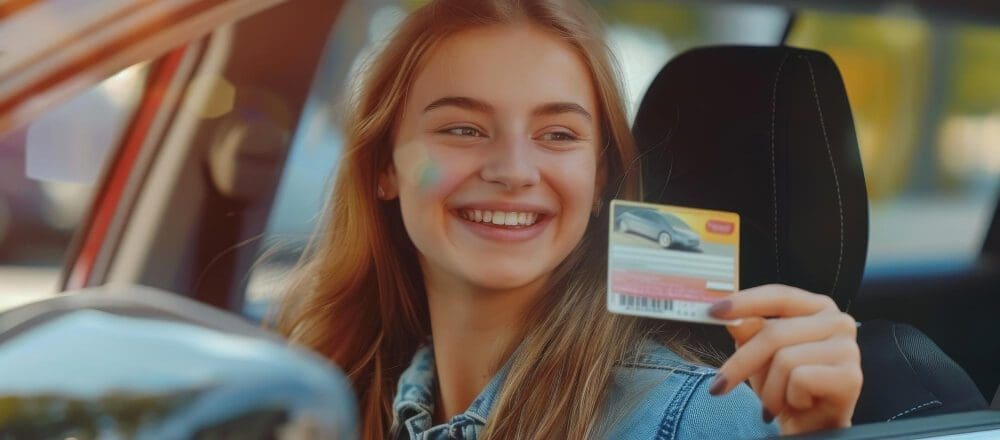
[275,1,712,438]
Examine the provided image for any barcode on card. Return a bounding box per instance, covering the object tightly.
[617,294,674,312]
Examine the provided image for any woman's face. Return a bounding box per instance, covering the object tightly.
[386,22,602,292]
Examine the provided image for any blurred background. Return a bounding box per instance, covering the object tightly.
[0,0,997,316]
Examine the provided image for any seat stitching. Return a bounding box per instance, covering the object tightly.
[804,55,845,296]
[888,400,941,421]
[770,53,791,281]
[887,323,944,421]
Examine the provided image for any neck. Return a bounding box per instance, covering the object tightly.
[423,268,547,423]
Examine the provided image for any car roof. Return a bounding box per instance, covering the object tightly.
[0,0,286,133]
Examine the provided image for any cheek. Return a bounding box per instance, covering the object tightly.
[415,157,469,201]
[394,142,477,224]
[547,154,598,214]
[395,148,477,261]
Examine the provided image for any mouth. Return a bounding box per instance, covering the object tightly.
[449,205,553,242]
[454,209,545,228]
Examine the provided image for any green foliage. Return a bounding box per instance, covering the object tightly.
[596,0,701,37]
[0,389,201,439]
[949,25,1000,114]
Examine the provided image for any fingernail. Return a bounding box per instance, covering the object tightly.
[708,300,732,318]
[708,374,728,396]
[762,407,775,423]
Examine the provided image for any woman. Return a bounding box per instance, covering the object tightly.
[276,0,862,438]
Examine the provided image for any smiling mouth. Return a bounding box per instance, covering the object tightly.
[455,209,543,228]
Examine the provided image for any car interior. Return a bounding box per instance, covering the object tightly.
[2,0,1000,437]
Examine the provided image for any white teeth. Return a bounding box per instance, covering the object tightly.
[505,212,517,225]
[459,209,541,226]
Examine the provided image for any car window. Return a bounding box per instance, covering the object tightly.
[664,214,692,231]
[241,0,789,320]
[635,210,655,221]
[242,0,395,321]
[788,11,1000,276]
[0,63,148,311]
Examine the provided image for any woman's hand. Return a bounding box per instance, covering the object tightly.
[706,284,863,435]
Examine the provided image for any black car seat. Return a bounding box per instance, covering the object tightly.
[632,45,988,424]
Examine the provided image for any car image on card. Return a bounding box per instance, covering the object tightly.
[615,207,702,251]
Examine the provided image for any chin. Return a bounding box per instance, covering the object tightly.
[465,266,549,292]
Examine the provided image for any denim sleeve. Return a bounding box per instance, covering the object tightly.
[674,373,780,440]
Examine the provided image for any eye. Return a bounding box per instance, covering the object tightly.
[538,130,580,142]
[441,126,485,137]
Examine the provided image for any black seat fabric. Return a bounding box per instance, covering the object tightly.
[633,46,867,310]
[855,319,987,423]
[633,45,986,423]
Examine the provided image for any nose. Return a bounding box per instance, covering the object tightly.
[480,135,540,191]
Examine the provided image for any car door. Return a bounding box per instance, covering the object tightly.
[1,0,305,310]
[1,0,346,315]
[645,211,668,240]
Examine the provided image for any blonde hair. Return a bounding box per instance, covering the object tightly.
[275,1,713,438]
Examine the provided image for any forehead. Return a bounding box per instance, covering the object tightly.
[408,22,598,113]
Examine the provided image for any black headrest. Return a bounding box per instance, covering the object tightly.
[633,46,868,311]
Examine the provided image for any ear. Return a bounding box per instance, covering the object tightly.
[378,163,400,200]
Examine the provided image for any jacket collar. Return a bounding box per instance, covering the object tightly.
[392,345,513,436]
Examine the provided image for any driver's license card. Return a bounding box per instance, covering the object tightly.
[607,199,740,325]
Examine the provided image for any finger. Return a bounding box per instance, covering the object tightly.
[712,312,856,395]
[758,337,860,416]
[709,284,839,320]
[748,367,768,399]
[727,317,766,394]
[727,316,765,348]
[786,364,863,416]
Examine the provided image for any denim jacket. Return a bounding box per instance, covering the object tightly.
[390,341,779,439]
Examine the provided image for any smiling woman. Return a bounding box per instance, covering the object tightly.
[385,21,603,293]
[275,1,862,439]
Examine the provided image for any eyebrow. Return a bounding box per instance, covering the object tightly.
[423,96,493,114]
[423,96,593,121]
[532,102,593,122]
